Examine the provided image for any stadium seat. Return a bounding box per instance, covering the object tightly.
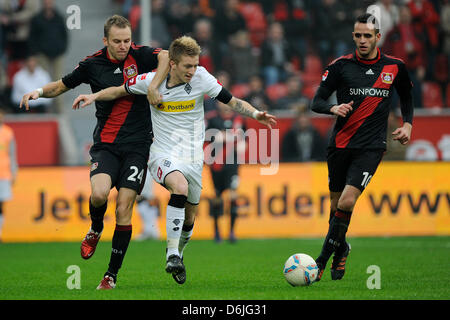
[128,5,141,32]
[303,54,323,75]
[266,83,289,101]
[231,83,251,99]
[446,83,450,108]
[422,82,443,109]
[7,60,24,86]
[434,54,448,83]
[239,2,267,47]
[302,83,319,100]
[301,71,321,86]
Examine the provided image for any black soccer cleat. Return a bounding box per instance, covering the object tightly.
[165,255,186,284]
[172,257,186,285]
[331,243,351,280]
[315,261,326,282]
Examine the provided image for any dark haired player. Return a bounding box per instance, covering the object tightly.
[20,15,169,289]
[311,13,414,281]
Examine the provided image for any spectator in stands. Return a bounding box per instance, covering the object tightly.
[165,0,197,39]
[29,0,68,82]
[243,75,273,112]
[442,0,450,106]
[213,0,247,67]
[260,21,295,86]
[313,0,355,65]
[29,0,68,112]
[0,0,39,61]
[443,0,450,58]
[367,0,400,48]
[134,0,171,48]
[0,107,17,242]
[275,75,308,111]
[407,0,440,81]
[11,55,52,113]
[271,0,311,71]
[281,106,326,162]
[192,18,220,74]
[383,5,425,108]
[227,30,259,84]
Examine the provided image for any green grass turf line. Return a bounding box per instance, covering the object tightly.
[0,237,448,300]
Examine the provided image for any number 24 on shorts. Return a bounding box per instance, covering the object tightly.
[128,166,144,183]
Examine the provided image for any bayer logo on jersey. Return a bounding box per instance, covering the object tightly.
[381,72,394,84]
[283,253,318,286]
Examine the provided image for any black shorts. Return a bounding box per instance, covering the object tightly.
[89,142,150,194]
[211,165,239,196]
[327,148,384,193]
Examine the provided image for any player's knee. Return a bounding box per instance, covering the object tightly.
[115,201,133,224]
[337,196,357,212]
[90,189,109,207]
[171,180,188,196]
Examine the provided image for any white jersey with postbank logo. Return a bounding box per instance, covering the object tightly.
[125,66,223,163]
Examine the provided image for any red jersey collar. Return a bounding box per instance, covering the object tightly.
[355,48,381,65]
[105,48,122,64]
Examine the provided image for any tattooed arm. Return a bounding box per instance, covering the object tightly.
[227,97,277,129]
[227,97,257,118]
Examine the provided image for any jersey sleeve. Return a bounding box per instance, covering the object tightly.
[198,67,223,99]
[394,63,414,124]
[311,62,341,114]
[125,72,155,95]
[61,59,90,89]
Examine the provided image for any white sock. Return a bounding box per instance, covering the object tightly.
[166,205,185,259]
[179,224,194,258]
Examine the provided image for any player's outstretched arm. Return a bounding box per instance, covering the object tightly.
[227,97,277,129]
[20,80,69,111]
[147,50,169,105]
[72,85,128,109]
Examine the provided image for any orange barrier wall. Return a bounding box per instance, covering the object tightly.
[2,163,449,242]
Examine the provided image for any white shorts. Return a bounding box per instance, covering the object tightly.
[140,169,155,199]
[148,152,203,204]
[0,180,12,202]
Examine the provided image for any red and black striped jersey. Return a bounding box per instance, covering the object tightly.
[311,48,414,150]
[62,44,161,145]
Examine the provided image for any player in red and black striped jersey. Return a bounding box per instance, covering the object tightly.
[205,102,247,244]
[19,15,170,289]
[311,13,414,282]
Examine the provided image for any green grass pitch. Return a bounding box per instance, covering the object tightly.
[0,237,448,300]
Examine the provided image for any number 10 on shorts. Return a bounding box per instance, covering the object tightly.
[128,166,144,183]
[361,171,372,188]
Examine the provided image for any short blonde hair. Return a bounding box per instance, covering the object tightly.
[169,36,201,64]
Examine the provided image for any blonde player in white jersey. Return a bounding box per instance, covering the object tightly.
[72,36,277,285]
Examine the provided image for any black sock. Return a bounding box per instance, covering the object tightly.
[107,224,132,277]
[230,199,238,232]
[333,209,352,255]
[89,198,107,233]
[317,209,352,264]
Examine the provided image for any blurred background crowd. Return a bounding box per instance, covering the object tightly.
[0,0,448,163]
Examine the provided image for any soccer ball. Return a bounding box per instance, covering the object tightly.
[283,253,318,286]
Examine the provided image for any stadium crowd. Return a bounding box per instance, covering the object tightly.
[0,0,448,163]
[0,0,448,113]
